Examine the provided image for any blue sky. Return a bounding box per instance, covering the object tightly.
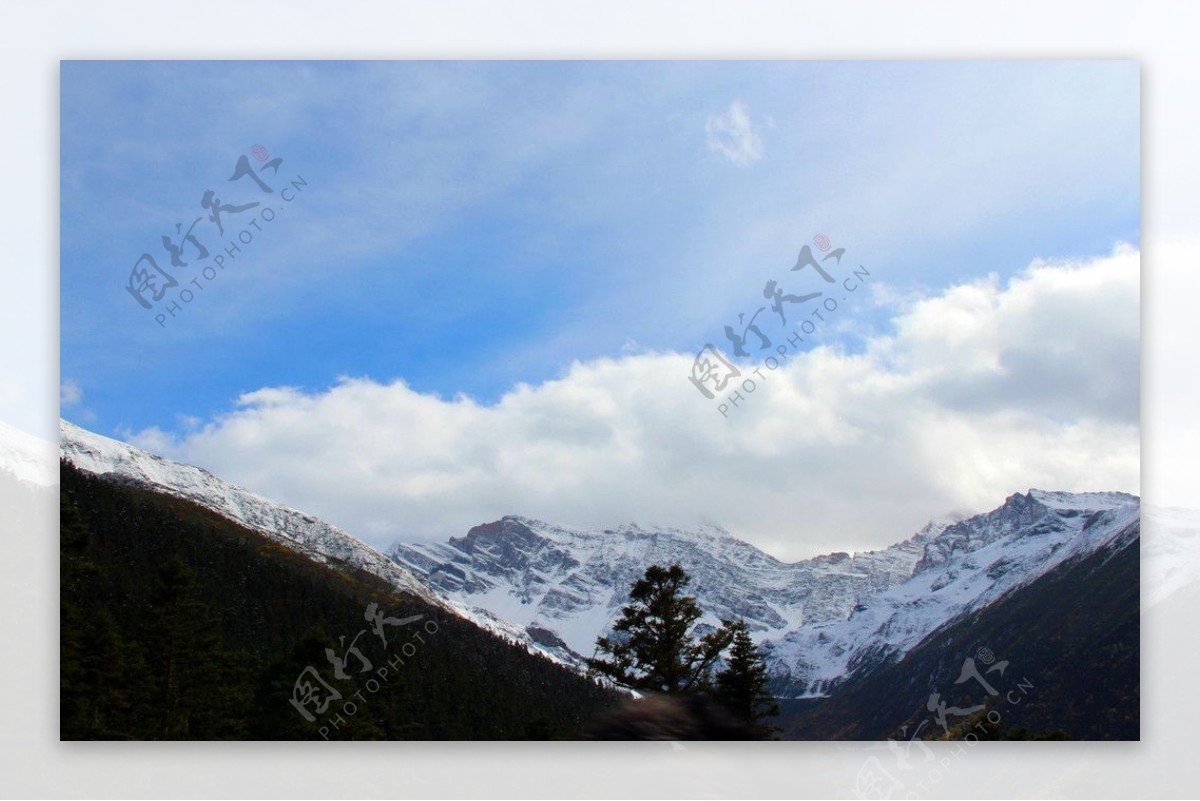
[61,61,1138,436]
[60,61,1140,556]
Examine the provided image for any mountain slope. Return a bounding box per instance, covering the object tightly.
[59,420,583,670]
[61,420,436,602]
[781,513,1139,740]
[60,460,621,739]
[764,490,1138,696]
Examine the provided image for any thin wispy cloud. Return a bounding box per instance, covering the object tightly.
[705,101,764,166]
[59,380,83,408]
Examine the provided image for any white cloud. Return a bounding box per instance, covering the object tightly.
[705,101,764,166]
[131,247,1139,561]
[59,379,83,408]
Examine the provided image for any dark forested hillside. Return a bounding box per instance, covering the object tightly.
[60,461,621,740]
[782,520,1139,741]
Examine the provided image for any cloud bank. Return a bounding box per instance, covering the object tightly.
[131,246,1139,560]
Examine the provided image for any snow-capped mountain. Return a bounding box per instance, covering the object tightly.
[58,420,588,672]
[390,490,1139,697]
[390,516,951,660]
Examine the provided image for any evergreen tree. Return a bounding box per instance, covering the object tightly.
[713,619,780,737]
[588,564,732,694]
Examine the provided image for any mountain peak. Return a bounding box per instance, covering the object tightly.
[916,488,1139,576]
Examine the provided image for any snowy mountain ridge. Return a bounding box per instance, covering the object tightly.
[390,514,949,659]
[390,490,1139,696]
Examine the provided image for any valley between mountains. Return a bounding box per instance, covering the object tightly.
[54,419,1139,739]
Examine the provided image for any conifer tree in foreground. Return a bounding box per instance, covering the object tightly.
[588,564,733,694]
[713,619,781,737]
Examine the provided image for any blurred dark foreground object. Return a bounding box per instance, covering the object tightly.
[583,693,755,740]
